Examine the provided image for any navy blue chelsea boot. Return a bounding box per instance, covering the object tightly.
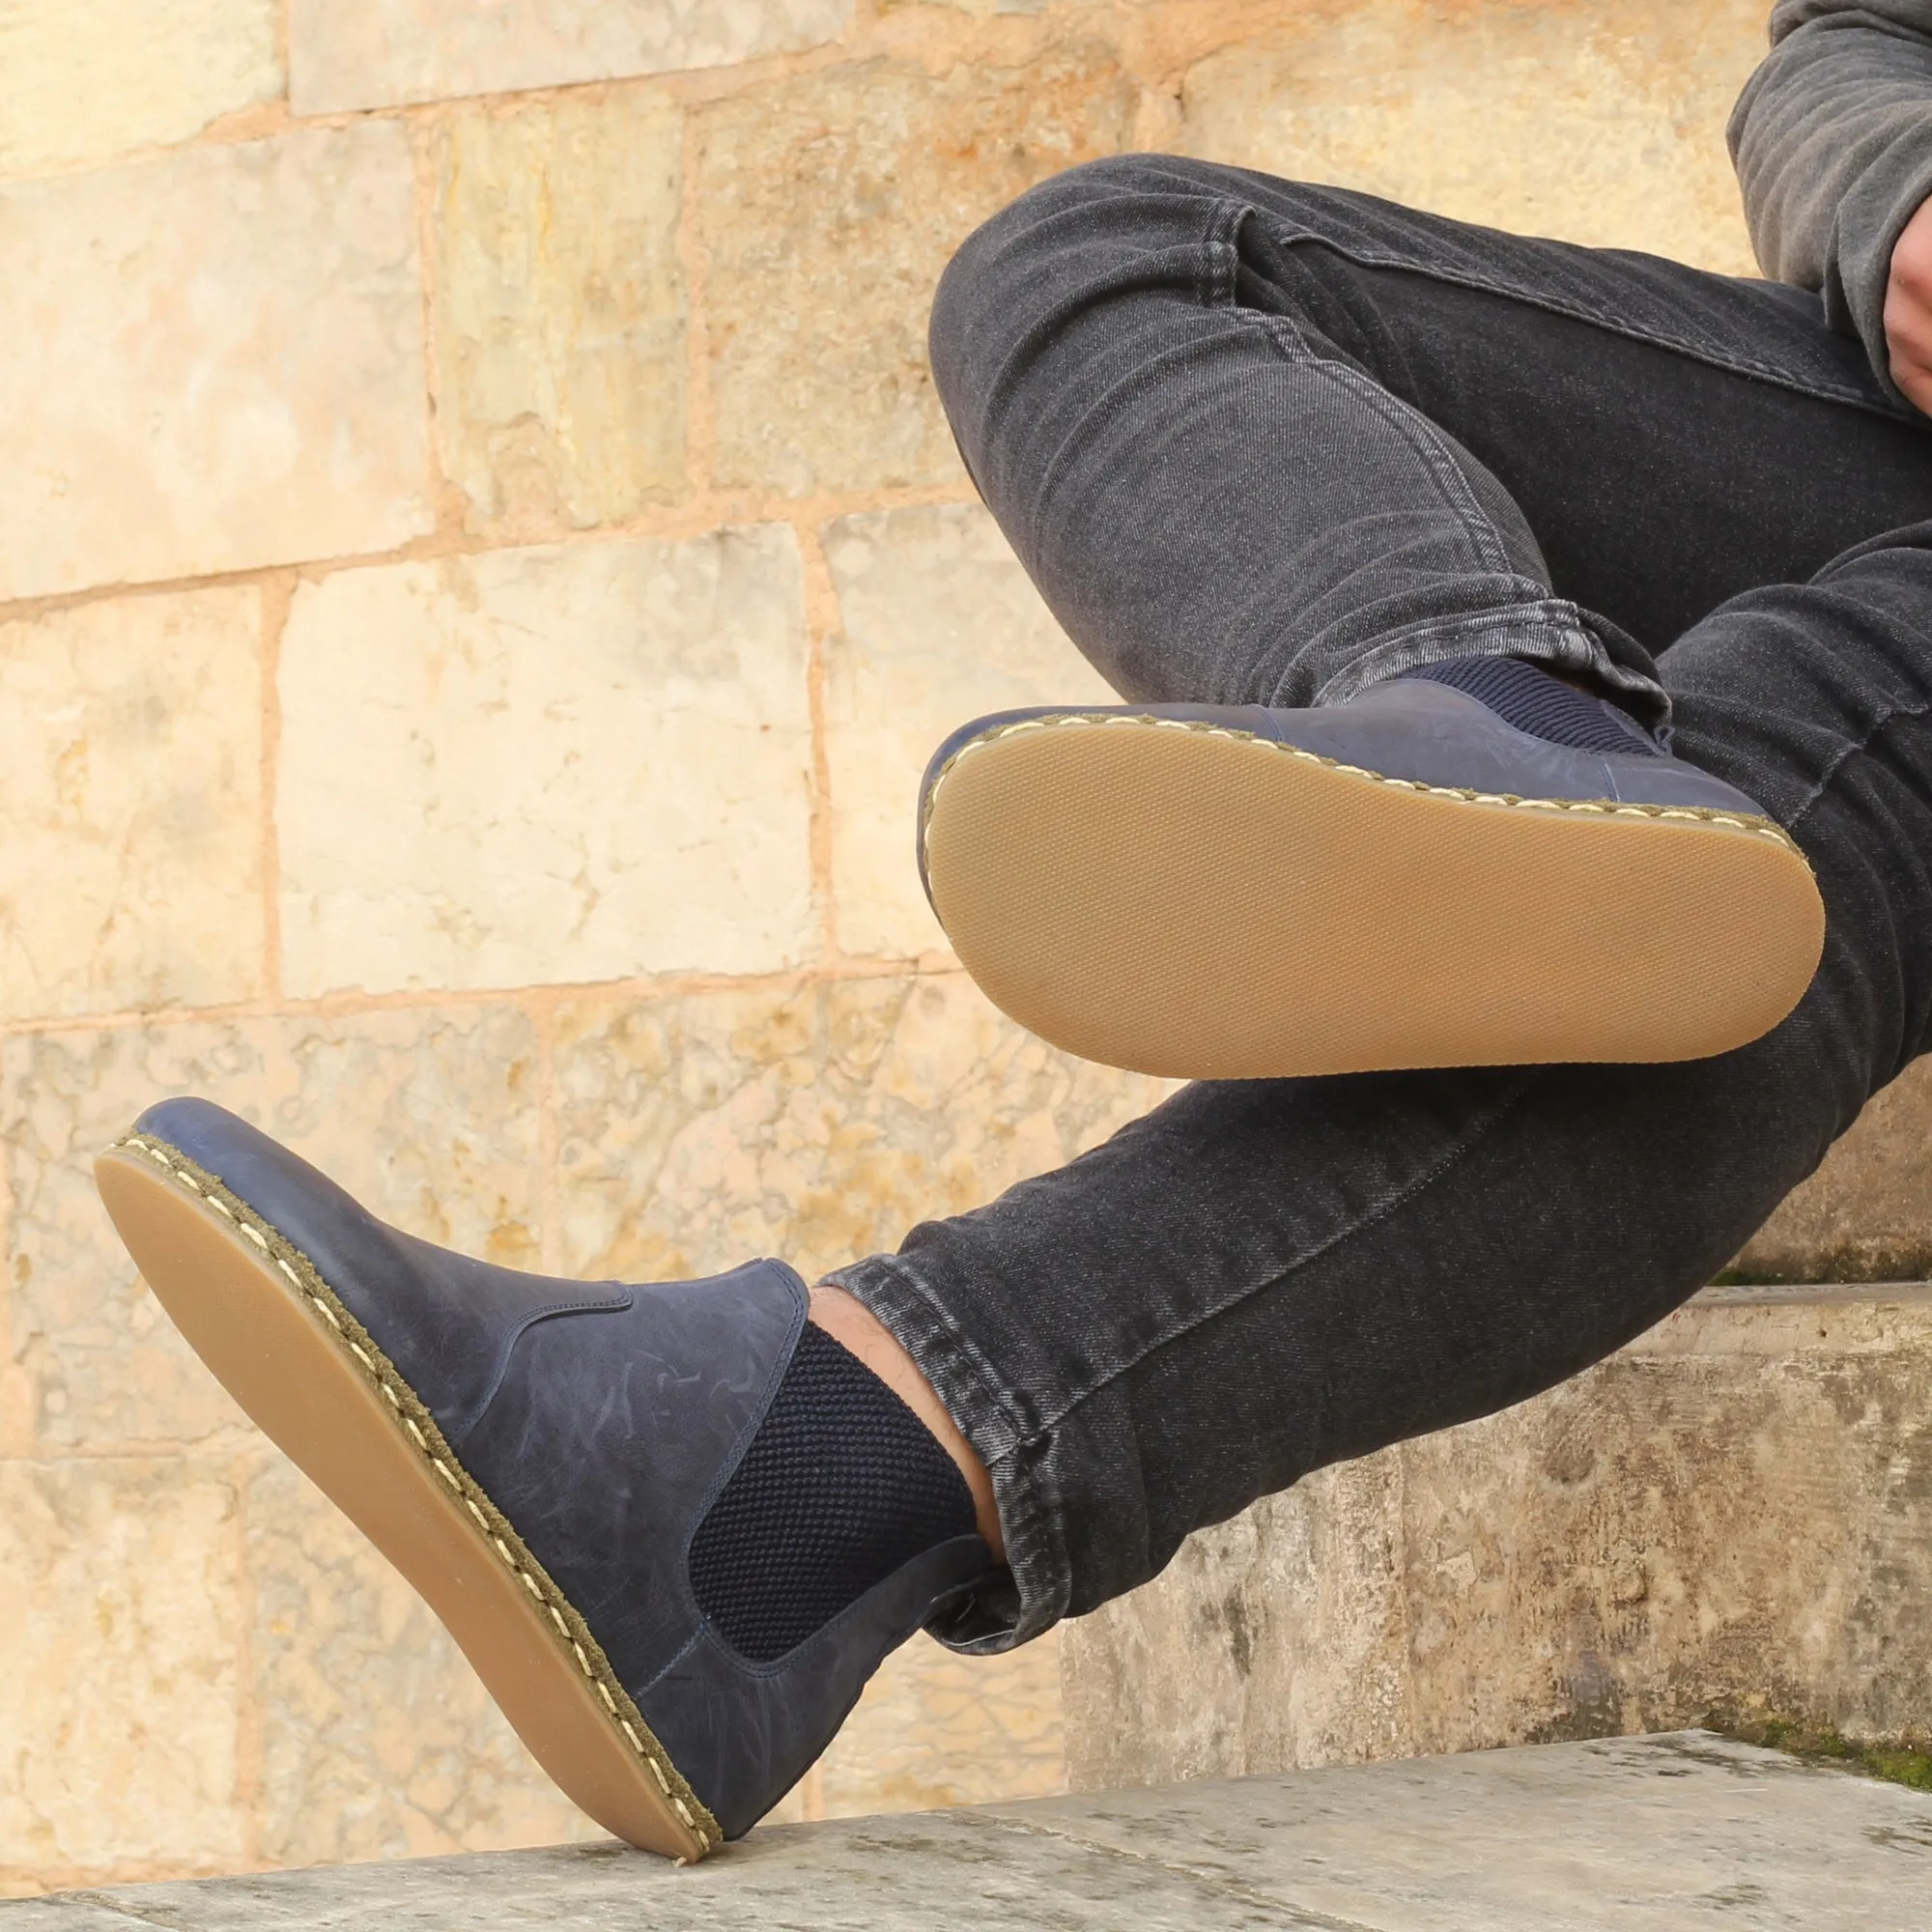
[917,660,1825,1080]
[95,1098,994,1861]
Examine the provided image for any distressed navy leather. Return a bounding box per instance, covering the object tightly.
[134,1097,993,1841]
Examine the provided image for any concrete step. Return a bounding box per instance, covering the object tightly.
[5,1733,1926,1930]
[1065,1281,1932,1791]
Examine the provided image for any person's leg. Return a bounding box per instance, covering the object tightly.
[99,521,1929,1849]
[926,154,1928,716]
[908,159,1932,1083]
[818,159,1932,1646]
[89,162,1932,1858]
[833,526,1932,1650]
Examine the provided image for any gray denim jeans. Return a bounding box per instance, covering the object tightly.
[825,156,1932,1652]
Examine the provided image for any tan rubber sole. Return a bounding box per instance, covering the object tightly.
[94,1133,718,1862]
[923,715,1827,1080]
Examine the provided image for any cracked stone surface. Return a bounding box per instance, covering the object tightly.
[430,91,689,537]
[6,1734,1927,1928]
[0,586,265,1024]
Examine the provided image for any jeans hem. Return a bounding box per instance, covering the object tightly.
[821,1252,1069,1654]
[1311,606,1672,729]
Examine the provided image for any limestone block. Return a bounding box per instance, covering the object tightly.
[0,126,431,603]
[1062,1287,1932,1792]
[0,588,264,1023]
[823,506,1116,958]
[551,970,1173,1287]
[1177,0,1765,274]
[276,528,814,998]
[696,49,1136,495]
[0,0,281,184]
[433,92,687,537]
[1736,1055,1932,1282]
[1061,1457,1411,1792]
[290,0,854,115]
[1398,1296,1932,1756]
[0,1457,246,1889]
[2,1005,542,1454]
[243,1454,602,1869]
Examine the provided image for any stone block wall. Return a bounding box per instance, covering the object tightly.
[2,0,1915,1898]
[1062,1285,1932,1791]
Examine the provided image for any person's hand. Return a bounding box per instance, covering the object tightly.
[1885,194,1932,412]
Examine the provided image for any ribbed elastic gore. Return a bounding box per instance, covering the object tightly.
[1404,655,1662,757]
[688,1323,978,1663]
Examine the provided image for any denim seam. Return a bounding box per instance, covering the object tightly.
[1210,198,1521,582]
[1228,260,1522,584]
[1262,218,1907,420]
[1317,605,1598,667]
[1309,609,1624,708]
[850,1247,1036,1454]
[828,1248,1037,1474]
[1214,199,1671,719]
[1199,195,1245,307]
[1262,316,1520,581]
[1783,693,1932,838]
[1769,696,1932,1085]
[853,1073,1545,1647]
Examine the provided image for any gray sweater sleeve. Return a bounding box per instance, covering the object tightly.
[1730,1,1932,398]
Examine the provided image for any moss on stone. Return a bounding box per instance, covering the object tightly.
[1710,1243,1932,1287]
[1706,1708,1932,1794]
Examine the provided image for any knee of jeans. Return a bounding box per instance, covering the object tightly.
[929,153,1239,421]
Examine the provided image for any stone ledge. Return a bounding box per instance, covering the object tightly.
[1686,1279,1932,1306]
[1064,1282,1932,1794]
[6,1734,1926,1928]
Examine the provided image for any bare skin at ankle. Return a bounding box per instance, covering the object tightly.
[809,1284,1005,1561]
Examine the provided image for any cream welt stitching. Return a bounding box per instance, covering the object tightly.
[110,1132,720,1859]
[920,712,1804,857]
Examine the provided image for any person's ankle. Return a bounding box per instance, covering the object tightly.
[809,1284,1005,1560]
